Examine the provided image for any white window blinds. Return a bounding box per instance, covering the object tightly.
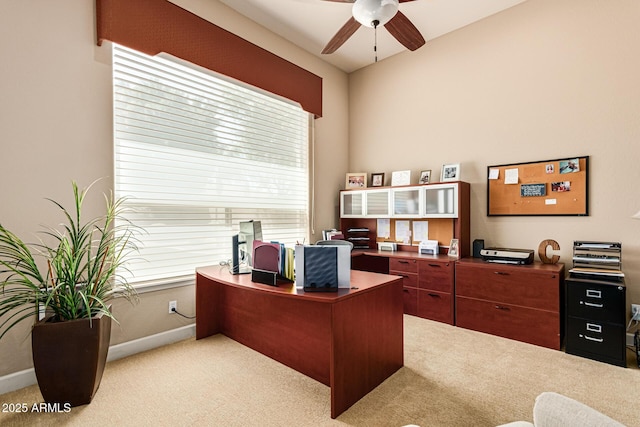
[112,45,310,285]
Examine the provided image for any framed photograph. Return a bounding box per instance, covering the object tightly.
[441,163,460,182]
[345,172,367,189]
[448,239,459,258]
[391,170,411,186]
[419,170,431,184]
[371,172,385,187]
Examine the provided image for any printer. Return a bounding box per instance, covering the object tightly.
[419,240,439,255]
[480,247,534,265]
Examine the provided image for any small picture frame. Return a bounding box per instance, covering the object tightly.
[441,163,460,182]
[448,238,459,258]
[371,172,385,187]
[346,172,367,189]
[419,170,431,185]
[391,170,411,186]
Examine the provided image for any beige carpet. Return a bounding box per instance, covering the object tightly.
[1,315,639,426]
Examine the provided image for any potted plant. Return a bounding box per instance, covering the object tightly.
[0,181,140,406]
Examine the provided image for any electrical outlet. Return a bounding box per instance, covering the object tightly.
[632,304,640,320]
[169,300,177,314]
[627,333,636,347]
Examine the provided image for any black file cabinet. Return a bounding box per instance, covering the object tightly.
[565,277,626,367]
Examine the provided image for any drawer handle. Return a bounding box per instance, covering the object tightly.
[428,263,441,268]
[400,274,410,278]
[586,289,601,299]
[586,323,602,333]
[403,289,410,293]
[583,335,604,343]
[427,293,440,298]
[582,301,604,308]
[494,305,510,311]
[494,271,510,276]
[398,260,410,264]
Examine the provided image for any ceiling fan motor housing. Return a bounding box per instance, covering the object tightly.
[352,0,400,27]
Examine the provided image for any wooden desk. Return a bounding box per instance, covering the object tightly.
[196,267,404,418]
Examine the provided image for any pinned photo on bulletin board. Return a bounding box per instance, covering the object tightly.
[487,156,589,216]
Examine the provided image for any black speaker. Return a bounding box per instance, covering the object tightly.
[473,239,485,258]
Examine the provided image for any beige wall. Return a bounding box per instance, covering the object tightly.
[0,0,349,377]
[2,0,640,381]
[349,0,640,307]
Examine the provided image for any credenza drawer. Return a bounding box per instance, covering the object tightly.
[418,261,454,293]
[390,270,418,289]
[417,289,453,324]
[456,296,560,349]
[389,258,418,273]
[456,263,559,312]
[402,286,418,316]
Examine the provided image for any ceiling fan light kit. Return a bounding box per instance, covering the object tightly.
[352,0,399,27]
[321,0,425,56]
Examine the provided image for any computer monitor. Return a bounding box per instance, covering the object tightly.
[231,234,251,274]
[239,220,263,267]
[231,220,263,275]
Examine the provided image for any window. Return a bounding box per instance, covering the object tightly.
[112,45,310,285]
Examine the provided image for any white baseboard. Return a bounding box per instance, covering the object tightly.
[0,324,196,396]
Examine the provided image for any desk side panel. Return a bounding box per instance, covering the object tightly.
[196,272,223,339]
[330,277,404,418]
[222,285,332,386]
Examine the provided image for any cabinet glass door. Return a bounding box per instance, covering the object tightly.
[365,189,390,217]
[392,188,421,217]
[340,191,364,217]
[423,183,458,218]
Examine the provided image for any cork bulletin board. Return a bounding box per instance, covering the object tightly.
[487,156,589,216]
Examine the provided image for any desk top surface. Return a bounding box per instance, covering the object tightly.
[353,249,454,262]
[196,265,402,302]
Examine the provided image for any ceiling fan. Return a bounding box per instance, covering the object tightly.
[321,0,426,55]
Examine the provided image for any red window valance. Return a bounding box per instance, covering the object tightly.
[96,0,323,117]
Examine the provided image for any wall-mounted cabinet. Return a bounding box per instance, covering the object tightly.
[340,189,391,218]
[340,181,470,257]
[366,189,391,217]
[424,183,458,218]
[340,182,462,220]
[340,191,365,217]
[391,187,422,217]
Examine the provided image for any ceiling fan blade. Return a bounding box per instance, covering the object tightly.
[319,0,415,2]
[322,17,361,54]
[385,10,425,51]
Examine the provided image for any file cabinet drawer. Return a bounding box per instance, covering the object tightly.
[566,279,625,324]
[456,262,560,312]
[456,296,560,349]
[566,317,625,365]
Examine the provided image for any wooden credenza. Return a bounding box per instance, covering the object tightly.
[355,251,456,325]
[455,258,565,350]
[387,255,455,324]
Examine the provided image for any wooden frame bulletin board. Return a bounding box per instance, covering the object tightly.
[487,156,589,216]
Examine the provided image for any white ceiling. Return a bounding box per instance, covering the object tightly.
[219,0,528,73]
